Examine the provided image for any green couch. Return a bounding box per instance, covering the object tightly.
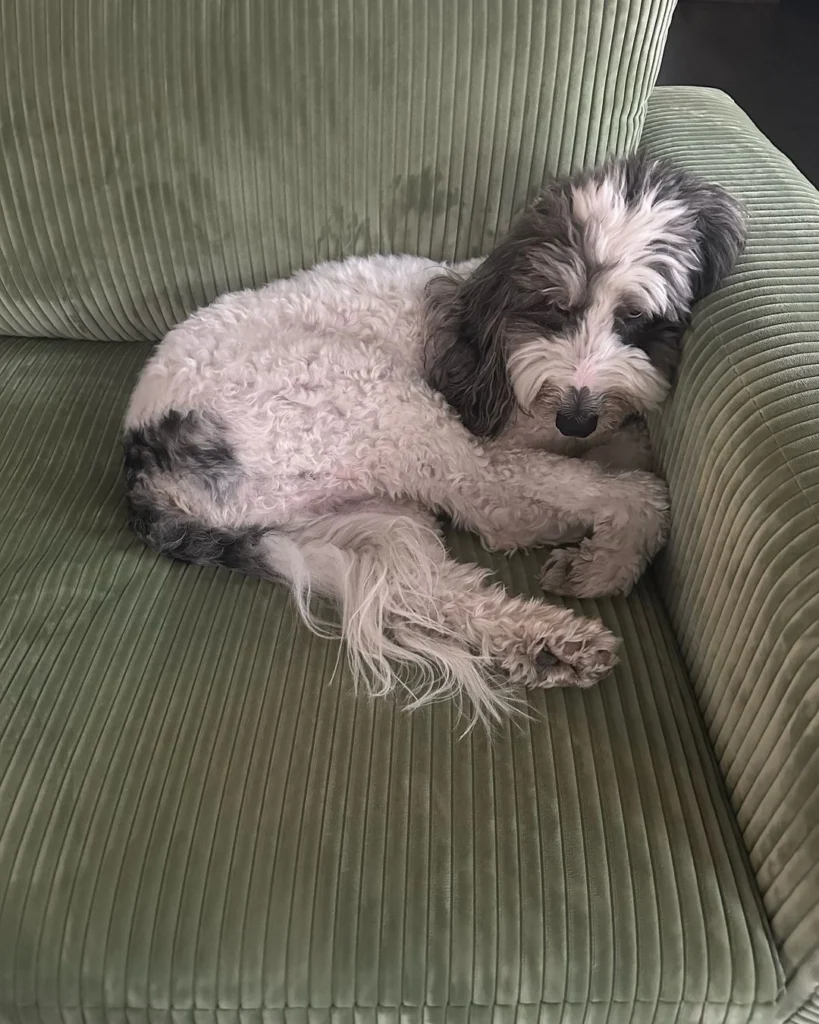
[0,2,817,1022]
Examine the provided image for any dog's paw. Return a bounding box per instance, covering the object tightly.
[528,615,619,689]
[540,494,670,598]
[539,541,640,598]
[540,544,597,597]
[493,604,619,689]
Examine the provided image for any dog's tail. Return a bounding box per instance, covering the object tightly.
[126,483,516,727]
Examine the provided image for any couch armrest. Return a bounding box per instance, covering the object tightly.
[641,86,819,1019]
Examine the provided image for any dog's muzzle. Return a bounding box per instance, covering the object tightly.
[555,386,598,438]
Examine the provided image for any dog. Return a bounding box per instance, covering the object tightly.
[123,154,745,724]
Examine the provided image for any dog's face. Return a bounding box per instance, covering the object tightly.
[426,155,746,444]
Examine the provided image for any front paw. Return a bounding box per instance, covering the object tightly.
[539,518,670,598]
[541,474,670,597]
[539,536,656,598]
[540,545,596,597]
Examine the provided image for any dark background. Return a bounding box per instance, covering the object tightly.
[657,0,819,185]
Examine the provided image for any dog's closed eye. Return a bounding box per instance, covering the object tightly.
[614,306,648,331]
[619,316,689,381]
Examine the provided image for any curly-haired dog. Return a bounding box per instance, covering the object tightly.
[124,155,745,723]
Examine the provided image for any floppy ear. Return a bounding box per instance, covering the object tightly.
[425,269,518,438]
[689,182,747,302]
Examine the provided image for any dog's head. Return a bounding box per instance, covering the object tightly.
[426,154,746,443]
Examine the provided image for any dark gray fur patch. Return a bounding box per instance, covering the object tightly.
[425,192,589,437]
[126,487,269,571]
[124,409,271,577]
[124,409,239,499]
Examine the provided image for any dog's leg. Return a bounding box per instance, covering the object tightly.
[454,450,668,598]
[444,451,668,598]
[370,415,668,597]
[269,503,617,720]
[529,461,668,598]
[424,551,619,694]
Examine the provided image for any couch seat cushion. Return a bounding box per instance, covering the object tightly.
[0,339,781,1023]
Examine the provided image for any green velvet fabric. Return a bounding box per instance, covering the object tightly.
[0,0,676,342]
[0,338,781,1022]
[640,87,819,1022]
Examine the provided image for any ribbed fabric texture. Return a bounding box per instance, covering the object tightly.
[791,993,819,1024]
[641,87,819,1021]
[0,0,676,342]
[0,338,781,1023]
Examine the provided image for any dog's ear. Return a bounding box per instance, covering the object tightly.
[425,269,517,438]
[688,181,747,302]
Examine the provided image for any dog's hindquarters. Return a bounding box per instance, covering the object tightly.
[126,479,506,722]
[255,506,517,722]
[125,420,618,724]
[122,415,512,721]
[257,506,618,718]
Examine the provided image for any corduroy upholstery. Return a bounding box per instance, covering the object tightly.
[0,338,782,1024]
[641,86,819,1024]
[0,0,675,341]
[0,3,818,1023]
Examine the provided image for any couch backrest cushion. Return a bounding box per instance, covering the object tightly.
[0,0,676,341]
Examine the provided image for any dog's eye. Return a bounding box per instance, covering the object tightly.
[626,309,643,320]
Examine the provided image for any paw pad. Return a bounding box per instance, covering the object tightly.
[534,649,559,671]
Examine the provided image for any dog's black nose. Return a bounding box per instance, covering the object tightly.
[555,410,598,438]
[556,386,598,437]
